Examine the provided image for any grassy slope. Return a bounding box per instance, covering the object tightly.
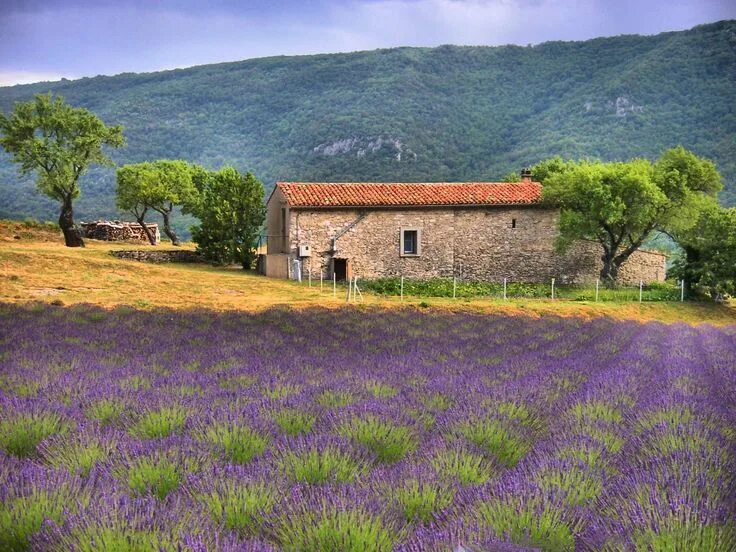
[0,20,734,234]
[2,224,734,326]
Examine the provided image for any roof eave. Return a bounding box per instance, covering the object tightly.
[287,202,544,209]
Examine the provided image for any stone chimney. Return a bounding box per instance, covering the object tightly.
[520,168,533,183]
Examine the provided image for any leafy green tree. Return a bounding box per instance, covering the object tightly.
[116,164,158,245]
[538,147,721,285]
[115,160,197,245]
[185,167,265,268]
[670,205,736,300]
[0,94,124,246]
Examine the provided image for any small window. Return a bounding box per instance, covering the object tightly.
[511,218,517,229]
[401,228,420,256]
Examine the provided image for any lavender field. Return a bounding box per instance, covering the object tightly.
[1,303,735,551]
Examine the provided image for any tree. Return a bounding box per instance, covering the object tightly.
[184,167,265,268]
[0,94,124,247]
[538,147,721,285]
[115,160,197,245]
[670,206,736,300]
[116,164,159,245]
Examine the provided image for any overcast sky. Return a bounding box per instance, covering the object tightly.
[1,0,734,86]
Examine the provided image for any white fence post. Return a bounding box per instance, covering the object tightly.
[551,278,555,300]
[453,276,457,299]
[595,279,599,302]
[333,273,336,298]
[400,275,404,302]
[353,276,363,303]
[346,277,352,302]
[320,272,323,293]
[681,279,685,302]
[639,280,643,303]
[308,261,312,287]
[503,277,507,301]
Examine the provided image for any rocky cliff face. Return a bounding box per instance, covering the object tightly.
[583,95,644,117]
[313,136,417,161]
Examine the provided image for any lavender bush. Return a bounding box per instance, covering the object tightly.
[0,303,734,551]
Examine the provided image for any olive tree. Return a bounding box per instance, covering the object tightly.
[0,94,124,247]
[115,160,197,245]
[537,147,721,285]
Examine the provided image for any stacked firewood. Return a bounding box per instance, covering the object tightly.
[80,221,160,243]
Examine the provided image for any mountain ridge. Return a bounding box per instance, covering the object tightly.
[1,20,734,230]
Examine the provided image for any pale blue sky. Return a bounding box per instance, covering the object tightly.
[1,0,734,86]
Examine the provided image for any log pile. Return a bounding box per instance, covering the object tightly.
[80,221,160,244]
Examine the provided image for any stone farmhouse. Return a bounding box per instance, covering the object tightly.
[261,175,666,284]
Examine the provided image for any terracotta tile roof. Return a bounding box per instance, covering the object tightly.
[276,182,542,208]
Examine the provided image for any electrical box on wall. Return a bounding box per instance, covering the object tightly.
[298,244,311,257]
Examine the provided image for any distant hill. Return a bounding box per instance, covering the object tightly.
[1,20,735,235]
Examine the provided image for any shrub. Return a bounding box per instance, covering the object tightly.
[390,479,455,524]
[421,392,454,411]
[85,398,126,426]
[200,424,268,464]
[201,480,277,536]
[58,527,177,552]
[126,457,182,500]
[129,406,187,439]
[571,401,622,424]
[272,502,396,552]
[536,465,603,506]
[365,380,398,398]
[0,491,68,551]
[316,389,356,408]
[457,419,530,468]
[41,434,116,476]
[0,412,68,458]
[475,496,577,551]
[341,416,416,463]
[430,447,495,486]
[272,409,317,436]
[278,444,365,484]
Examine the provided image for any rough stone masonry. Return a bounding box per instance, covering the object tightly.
[264,182,666,285]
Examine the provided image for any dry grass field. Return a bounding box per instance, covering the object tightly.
[1,220,735,325]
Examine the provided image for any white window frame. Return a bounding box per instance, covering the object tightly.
[400,227,421,257]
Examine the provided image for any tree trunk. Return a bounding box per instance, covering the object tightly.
[59,194,85,247]
[160,210,180,246]
[600,253,624,286]
[135,210,157,246]
[681,245,700,298]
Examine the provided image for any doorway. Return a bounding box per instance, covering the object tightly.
[333,258,348,281]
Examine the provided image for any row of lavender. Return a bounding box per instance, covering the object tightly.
[0,303,734,551]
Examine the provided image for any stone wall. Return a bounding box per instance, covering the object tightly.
[280,206,666,284]
[110,250,203,263]
[81,221,160,244]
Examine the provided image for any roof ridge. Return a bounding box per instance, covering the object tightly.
[275,181,542,208]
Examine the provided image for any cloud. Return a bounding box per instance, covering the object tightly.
[0,0,734,85]
[0,71,75,87]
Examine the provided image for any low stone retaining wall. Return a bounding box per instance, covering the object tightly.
[110,250,204,263]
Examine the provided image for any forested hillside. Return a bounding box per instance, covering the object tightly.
[1,20,734,230]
